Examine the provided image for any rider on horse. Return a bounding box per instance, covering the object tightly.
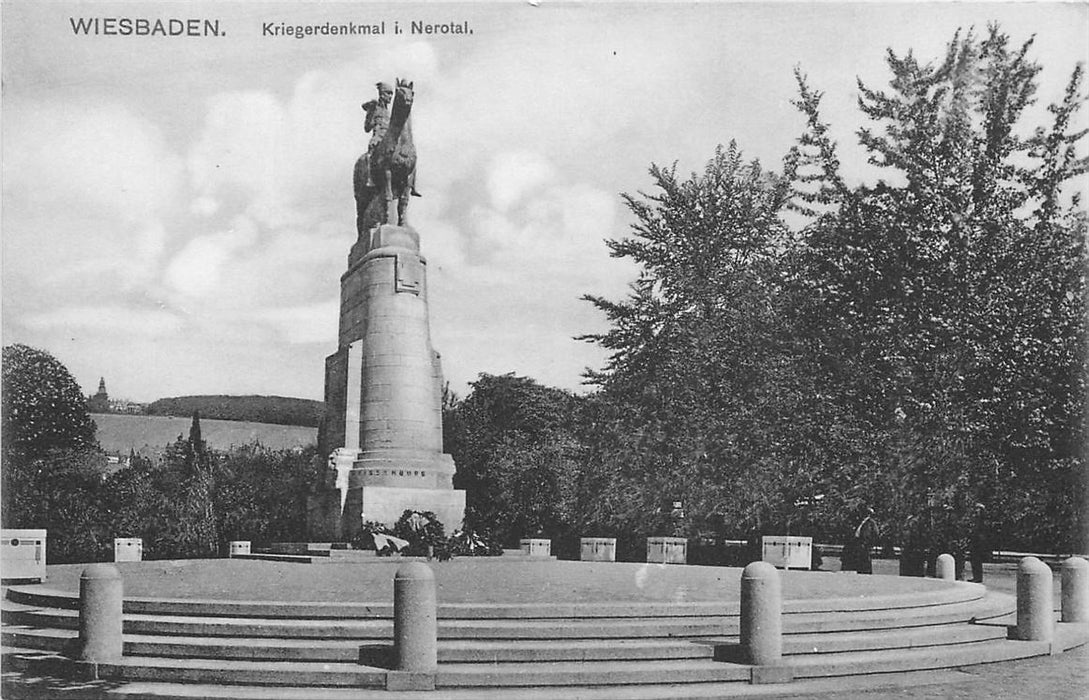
[360,82,419,196]
[360,82,393,189]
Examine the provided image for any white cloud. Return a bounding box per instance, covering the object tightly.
[187,91,285,222]
[3,101,183,223]
[253,299,339,344]
[191,196,220,217]
[164,216,259,300]
[1,99,184,289]
[165,236,235,299]
[21,306,184,338]
[487,151,557,212]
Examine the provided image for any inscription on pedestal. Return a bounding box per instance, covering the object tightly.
[396,253,423,295]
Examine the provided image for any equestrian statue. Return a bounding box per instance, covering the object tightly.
[353,79,419,237]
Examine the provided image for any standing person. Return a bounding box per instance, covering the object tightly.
[854,507,880,575]
[899,513,927,577]
[968,503,990,583]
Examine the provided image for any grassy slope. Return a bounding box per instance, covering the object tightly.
[93,413,316,454]
[144,395,323,427]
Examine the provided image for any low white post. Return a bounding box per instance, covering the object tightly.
[1061,556,1088,623]
[78,564,123,661]
[935,553,957,581]
[394,562,437,672]
[1014,556,1053,642]
[741,561,782,665]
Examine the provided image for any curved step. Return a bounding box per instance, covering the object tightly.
[2,628,718,664]
[1,590,1015,642]
[698,621,1010,656]
[3,619,1012,664]
[4,624,1084,692]
[790,637,1054,678]
[437,659,751,688]
[2,578,1054,694]
[95,656,387,688]
[5,581,987,619]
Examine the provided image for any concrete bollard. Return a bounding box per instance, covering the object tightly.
[741,561,782,665]
[78,564,123,662]
[1061,556,1088,623]
[1014,556,1053,641]
[394,562,437,672]
[935,553,957,581]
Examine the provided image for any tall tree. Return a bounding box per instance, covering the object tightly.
[2,345,107,554]
[579,143,834,543]
[790,25,1087,552]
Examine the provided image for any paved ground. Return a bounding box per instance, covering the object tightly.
[28,557,941,604]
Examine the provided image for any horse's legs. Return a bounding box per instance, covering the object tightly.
[353,156,368,236]
[383,168,396,225]
[398,192,409,227]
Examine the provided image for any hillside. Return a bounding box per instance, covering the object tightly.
[93,413,316,455]
[145,395,324,427]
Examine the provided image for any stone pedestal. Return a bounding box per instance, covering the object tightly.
[113,538,142,562]
[520,539,551,557]
[647,537,687,564]
[760,536,812,570]
[1,529,47,582]
[580,537,617,562]
[310,224,465,539]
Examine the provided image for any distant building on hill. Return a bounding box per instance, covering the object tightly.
[108,398,146,414]
[86,377,147,414]
[86,377,110,412]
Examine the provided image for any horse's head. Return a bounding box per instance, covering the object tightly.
[393,79,414,112]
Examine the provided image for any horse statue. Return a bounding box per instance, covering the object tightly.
[353,79,418,236]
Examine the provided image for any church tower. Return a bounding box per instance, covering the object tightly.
[87,377,109,413]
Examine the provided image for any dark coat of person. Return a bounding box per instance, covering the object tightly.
[852,513,879,575]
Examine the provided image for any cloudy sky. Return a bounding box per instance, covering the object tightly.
[2,1,1087,403]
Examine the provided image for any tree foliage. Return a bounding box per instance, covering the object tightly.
[788,24,1087,552]
[2,345,106,558]
[2,344,97,458]
[578,143,840,545]
[145,395,324,427]
[445,373,585,545]
[576,25,1086,554]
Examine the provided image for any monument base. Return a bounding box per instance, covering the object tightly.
[344,486,465,539]
[308,486,466,541]
[306,489,344,541]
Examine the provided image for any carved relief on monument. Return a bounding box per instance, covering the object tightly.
[395,253,423,295]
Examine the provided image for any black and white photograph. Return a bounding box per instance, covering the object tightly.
[2,1,1087,697]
